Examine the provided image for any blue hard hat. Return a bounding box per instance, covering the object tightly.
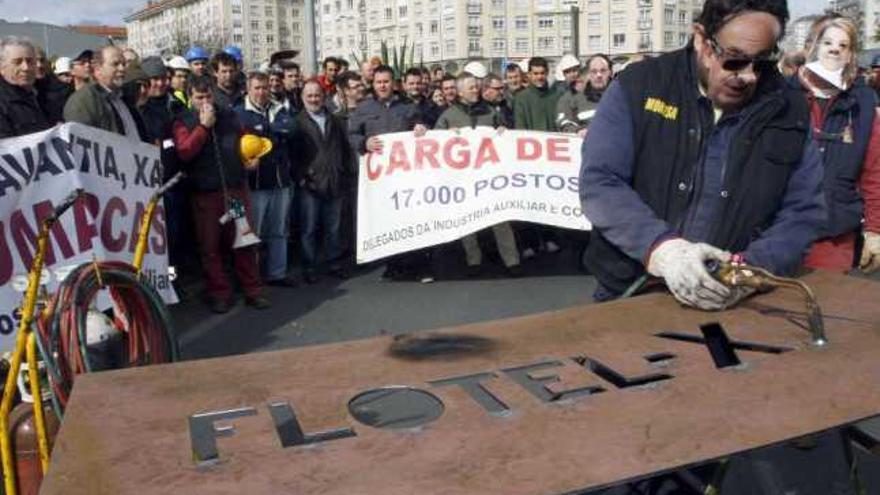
[223,45,243,64]
[872,53,880,68]
[185,46,209,63]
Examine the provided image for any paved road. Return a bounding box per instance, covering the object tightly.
[168,246,880,495]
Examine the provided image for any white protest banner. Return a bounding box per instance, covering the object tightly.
[357,128,591,263]
[0,123,176,350]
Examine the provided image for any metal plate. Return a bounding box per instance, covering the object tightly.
[42,272,880,495]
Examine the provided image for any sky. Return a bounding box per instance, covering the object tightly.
[0,0,832,27]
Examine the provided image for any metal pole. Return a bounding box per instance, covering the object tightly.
[571,6,579,57]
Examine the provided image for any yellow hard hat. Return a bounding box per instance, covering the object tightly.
[240,134,273,161]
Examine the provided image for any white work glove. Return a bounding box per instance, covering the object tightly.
[860,231,880,273]
[647,238,733,310]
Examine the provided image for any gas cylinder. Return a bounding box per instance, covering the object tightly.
[9,401,60,495]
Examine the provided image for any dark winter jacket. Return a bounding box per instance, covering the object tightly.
[35,75,71,125]
[292,109,354,197]
[348,94,422,153]
[234,97,296,190]
[580,45,826,294]
[0,77,52,139]
[172,106,246,192]
[64,82,147,141]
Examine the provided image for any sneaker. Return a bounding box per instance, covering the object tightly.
[267,276,298,288]
[544,241,561,253]
[209,298,231,314]
[245,295,271,310]
[522,248,536,260]
[505,264,524,278]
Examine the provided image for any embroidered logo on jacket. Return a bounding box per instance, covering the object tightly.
[644,97,679,121]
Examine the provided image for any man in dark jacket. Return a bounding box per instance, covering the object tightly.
[402,67,441,127]
[234,71,297,287]
[211,52,243,110]
[34,45,70,125]
[349,64,429,280]
[292,80,355,283]
[580,0,825,311]
[0,36,52,139]
[172,76,268,313]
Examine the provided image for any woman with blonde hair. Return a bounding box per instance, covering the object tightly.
[791,15,880,272]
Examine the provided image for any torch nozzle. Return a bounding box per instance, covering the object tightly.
[705,260,826,347]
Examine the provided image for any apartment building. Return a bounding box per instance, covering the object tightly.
[317,0,702,72]
[125,0,315,71]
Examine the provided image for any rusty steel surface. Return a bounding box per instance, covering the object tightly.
[41,272,880,495]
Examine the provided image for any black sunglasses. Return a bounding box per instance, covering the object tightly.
[707,36,779,74]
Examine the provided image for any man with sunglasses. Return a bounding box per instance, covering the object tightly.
[580,0,825,310]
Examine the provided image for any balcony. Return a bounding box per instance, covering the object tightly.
[638,41,652,50]
[638,20,652,30]
[467,3,481,14]
[468,48,483,57]
[467,26,482,36]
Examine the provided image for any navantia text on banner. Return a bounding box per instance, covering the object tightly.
[0,123,176,350]
[356,128,591,263]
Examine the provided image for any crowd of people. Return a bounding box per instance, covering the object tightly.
[1,0,880,319]
[0,34,617,313]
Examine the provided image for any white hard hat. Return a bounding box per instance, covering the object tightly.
[519,58,530,73]
[166,55,190,71]
[54,56,72,75]
[258,61,271,73]
[558,54,580,72]
[463,61,488,78]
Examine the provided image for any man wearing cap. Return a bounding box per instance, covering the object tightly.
[234,71,298,287]
[64,45,146,143]
[185,46,209,77]
[462,61,488,88]
[54,57,72,85]
[553,54,580,94]
[70,49,93,91]
[34,47,71,124]
[211,51,243,110]
[0,36,52,139]
[280,62,303,112]
[172,75,269,313]
[166,55,190,112]
[580,0,824,309]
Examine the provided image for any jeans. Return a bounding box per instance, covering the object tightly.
[299,188,343,274]
[250,187,293,281]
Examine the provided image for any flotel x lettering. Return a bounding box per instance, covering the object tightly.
[644,97,679,121]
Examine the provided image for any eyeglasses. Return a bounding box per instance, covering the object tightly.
[707,36,779,74]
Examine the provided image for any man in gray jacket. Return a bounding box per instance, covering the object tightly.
[349,64,429,281]
[435,74,522,277]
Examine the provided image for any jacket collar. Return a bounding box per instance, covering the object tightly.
[244,95,283,120]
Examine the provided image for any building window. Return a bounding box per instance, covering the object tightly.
[266,20,273,30]
[587,12,601,29]
[385,7,392,20]
[537,16,554,29]
[491,0,505,9]
[267,34,275,44]
[515,37,529,51]
[611,10,626,28]
[292,22,301,32]
[492,16,504,30]
[562,36,572,50]
[468,38,481,53]
[679,10,689,24]
[399,5,407,19]
[251,20,259,30]
[324,4,330,13]
[232,4,242,14]
[265,6,273,16]
[431,42,440,56]
[337,36,343,47]
[492,38,505,53]
[515,16,528,30]
[430,21,438,34]
[664,8,674,24]
[233,19,242,28]
[252,34,260,44]
[664,31,674,48]
[416,22,423,35]
[537,36,555,50]
[335,0,341,12]
[445,39,456,53]
[468,15,480,26]
[233,33,243,43]
[250,4,259,16]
